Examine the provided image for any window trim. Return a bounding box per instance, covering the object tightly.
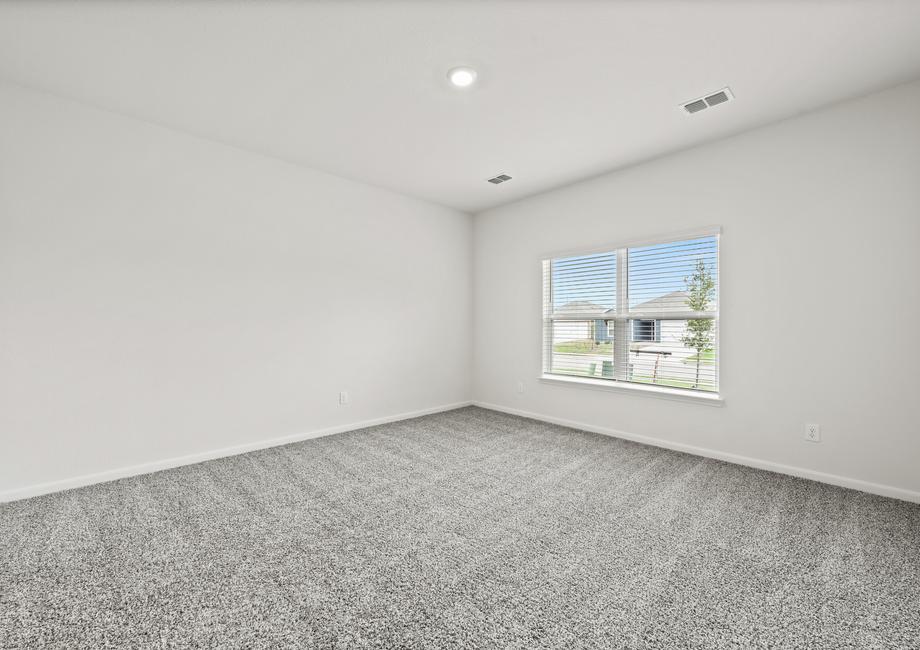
[538,373,724,406]
[542,226,721,400]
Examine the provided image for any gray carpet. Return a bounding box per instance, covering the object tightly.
[1,406,918,649]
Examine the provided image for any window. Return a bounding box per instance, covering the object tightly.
[543,231,719,395]
[632,319,660,342]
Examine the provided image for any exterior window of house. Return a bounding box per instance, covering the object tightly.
[632,319,660,342]
[542,230,719,396]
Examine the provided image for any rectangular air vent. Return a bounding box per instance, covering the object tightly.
[684,99,707,114]
[705,90,729,106]
[682,87,734,115]
[487,174,512,184]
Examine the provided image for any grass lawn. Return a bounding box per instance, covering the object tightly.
[552,340,612,354]
[683,349,716,365]
[553,367,595,376]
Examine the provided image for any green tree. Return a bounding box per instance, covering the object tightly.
[681,259,716,388]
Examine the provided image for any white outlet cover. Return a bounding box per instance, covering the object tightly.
[805,423,821,442]
[339,391,349,405]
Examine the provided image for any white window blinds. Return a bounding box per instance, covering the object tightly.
[543,231,719,394]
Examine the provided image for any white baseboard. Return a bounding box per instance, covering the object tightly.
[0,401,472,504]
[7,400,916,505]
[473,401,920,504]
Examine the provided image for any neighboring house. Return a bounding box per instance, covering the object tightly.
[629,290,690,313]
[553,292,715,388]
[626,290,716,388]
[552,300,613,343]
[554,300,613,317]
[629,291,690,345]
[554,291,693,344]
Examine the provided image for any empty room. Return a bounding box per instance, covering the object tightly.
[1,1,919,648]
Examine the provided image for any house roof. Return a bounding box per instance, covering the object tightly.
[559,291,705,316]
[631,290,689,312]
[556,300,613,315]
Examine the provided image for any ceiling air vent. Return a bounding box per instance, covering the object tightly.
[682,87,734,115]
[684,99,707,114]
[487,174,512,184]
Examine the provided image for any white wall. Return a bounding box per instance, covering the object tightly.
[0,82,472,498]
[4,78,919,503]
[473,80,920,498]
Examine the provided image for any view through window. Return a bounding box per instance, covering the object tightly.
[543,232,719,394]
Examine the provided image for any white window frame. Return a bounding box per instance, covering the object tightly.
[540,226,722,405]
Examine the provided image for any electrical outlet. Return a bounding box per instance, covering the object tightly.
[516,381,524,394]
[804,423,820,443]
[339,391,349,405]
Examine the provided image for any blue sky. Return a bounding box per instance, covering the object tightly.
[551,236,718,311]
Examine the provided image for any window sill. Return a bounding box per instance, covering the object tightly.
[538,374,724,406]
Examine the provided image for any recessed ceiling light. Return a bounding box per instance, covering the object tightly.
[448,66,477,88]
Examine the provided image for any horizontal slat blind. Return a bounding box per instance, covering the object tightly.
[550,252,616,317]
[628,237,718,315]
[543,233,719,394]
[624,319,718,392]
[548,320,615,378]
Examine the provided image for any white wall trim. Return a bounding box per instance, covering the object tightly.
[6,399,917,505]
[537,374,724,406]
[472,401,920,504]
[0,401,472,504]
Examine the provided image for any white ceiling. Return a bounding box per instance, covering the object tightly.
[1,1,919,213]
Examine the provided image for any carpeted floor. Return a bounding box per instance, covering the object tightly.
[1,406,918,649]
